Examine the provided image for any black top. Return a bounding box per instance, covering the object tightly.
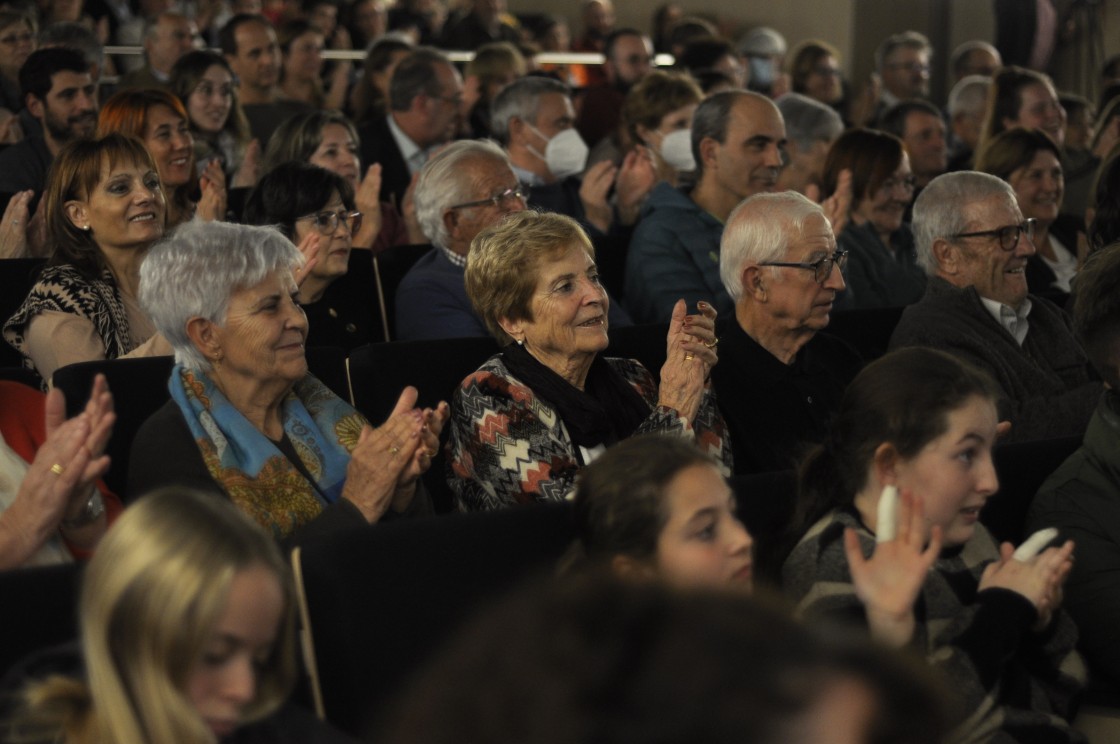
[0,135,52,195]
[711,318,863,474]
[303,250,384,350]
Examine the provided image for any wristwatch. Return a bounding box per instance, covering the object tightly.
[61,490,105,530]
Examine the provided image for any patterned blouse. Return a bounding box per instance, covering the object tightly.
[447,354,732,511]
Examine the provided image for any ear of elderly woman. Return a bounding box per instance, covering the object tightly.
[132,220,447,539]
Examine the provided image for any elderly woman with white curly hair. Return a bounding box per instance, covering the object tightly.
[128,220,447,540]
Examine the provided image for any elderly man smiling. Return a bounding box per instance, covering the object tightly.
[889,171,1100,441]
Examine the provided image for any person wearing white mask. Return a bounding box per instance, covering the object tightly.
[492,76,655,239]
[622,70,701,188]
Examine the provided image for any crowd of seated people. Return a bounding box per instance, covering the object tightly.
[3,1,1120,741]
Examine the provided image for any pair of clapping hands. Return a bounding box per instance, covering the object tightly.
[847,487,1074,647]
[340,386,450,523]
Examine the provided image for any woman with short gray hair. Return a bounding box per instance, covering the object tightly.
[129,220,448,540]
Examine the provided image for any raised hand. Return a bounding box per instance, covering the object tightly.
[657,299,718,424]
[196,159,228,222]
[980,538,1075,630]
[342,386,427,522]
[846,489,941,647]
[293,231,322,287]
[578,160,617,234]
[231,139,262,189]
[614,147,656,226]
[351,164,384,249]
[0,189,32,258]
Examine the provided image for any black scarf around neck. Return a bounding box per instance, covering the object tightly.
[501,344,651,450]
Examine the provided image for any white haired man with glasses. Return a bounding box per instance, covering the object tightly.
[890,171,1101,442]
[396,139,630,340]
[711,191,862,474]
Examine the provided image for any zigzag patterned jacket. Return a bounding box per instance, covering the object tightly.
[447,354,732,512]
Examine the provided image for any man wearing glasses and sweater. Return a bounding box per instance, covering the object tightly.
[890,171,1101,442]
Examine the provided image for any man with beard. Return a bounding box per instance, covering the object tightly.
[575,28,652,150]
[0,47,97,197]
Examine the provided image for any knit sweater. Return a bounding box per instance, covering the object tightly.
[784,508,1086,744]
[889,277,1100,442]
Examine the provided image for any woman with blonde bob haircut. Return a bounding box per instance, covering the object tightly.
[448,210,730,511]
[8,489,331,743]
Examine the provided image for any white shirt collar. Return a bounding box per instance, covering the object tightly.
[980,295,1033,346]
[387,115,426,175]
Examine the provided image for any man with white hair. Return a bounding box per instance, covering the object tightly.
[711,191,861,474]
[890,171,1101,441]
[396,140,629,340]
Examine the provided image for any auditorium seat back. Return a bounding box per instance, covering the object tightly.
[292,502,575,739]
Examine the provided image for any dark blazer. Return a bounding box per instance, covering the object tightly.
[357,115,412,210]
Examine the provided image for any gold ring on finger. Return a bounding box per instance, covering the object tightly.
[389,446,400,455]
[50,463,64,475]
[684,353,695,361]
[705,338,719,349]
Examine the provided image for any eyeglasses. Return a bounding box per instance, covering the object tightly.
[447,186,530,211]
[880,175,917,193]
[297,209,363,235]
[950,219,1036,252]
[760,249,848,284]
[433,93,464,106]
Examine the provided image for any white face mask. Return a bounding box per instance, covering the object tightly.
[659,128,695,172]
[528,125,589,178]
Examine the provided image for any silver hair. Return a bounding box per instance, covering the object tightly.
[948,75,990,117]
[720,191,825,302]
[489,76,569,145]
[912,171,1017,275]
[414,139,513,248]
[139,220,303,371]
[775,93,843,151]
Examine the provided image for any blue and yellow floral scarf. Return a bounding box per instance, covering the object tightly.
[169,364,367,539]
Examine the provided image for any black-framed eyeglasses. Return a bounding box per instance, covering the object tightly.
[297,209,363,235]
[950,219,1036,252]
[447,186,530,211]
[760,249,849,284]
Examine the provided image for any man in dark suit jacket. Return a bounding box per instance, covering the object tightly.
[358,47,463,210]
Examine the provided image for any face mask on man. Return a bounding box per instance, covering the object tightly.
[659,128,695,171]
[749,56,775,87]
[527,125,589,178]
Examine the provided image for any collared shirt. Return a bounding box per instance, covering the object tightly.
[439,245,467,268]
[980,296,1033,346]
[387,115,427,175]
[511,163,546,187]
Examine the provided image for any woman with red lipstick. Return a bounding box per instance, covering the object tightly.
[977,127,1081,304]
[97,88,227,228]
[8,490,357,743]
[447,210,731,511]
[3,134,173,383]
[783,347,1084,743]
[820,128,926,309]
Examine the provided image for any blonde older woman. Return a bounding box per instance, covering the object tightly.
[129,220,447,540]
[447,210,731,511]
